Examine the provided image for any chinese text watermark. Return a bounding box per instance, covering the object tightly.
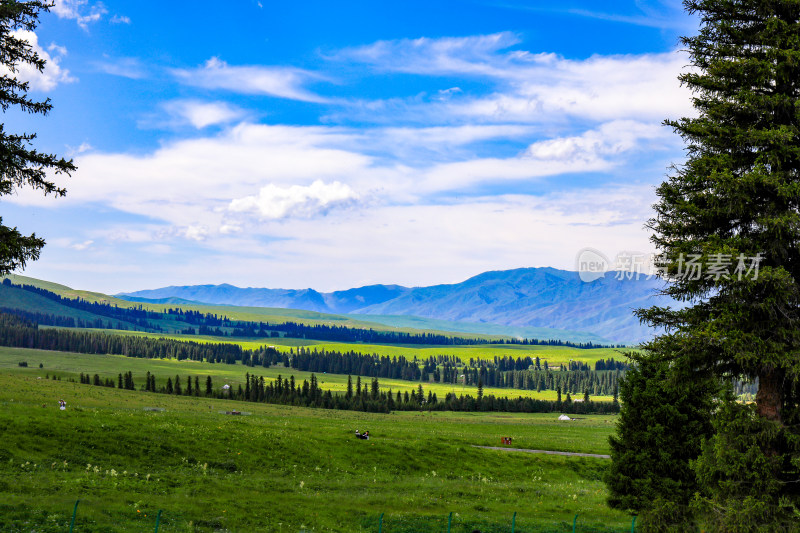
[575,248,763,283]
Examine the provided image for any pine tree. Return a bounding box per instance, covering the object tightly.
[346,375,353,399]
[636,0,800,526]
[0,2,76,274]
[206,375,213,396]
[173,374,182,395]
[607,356,715,528]
[165,377,173,395]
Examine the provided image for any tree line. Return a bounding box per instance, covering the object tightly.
[0,307,132,331]
[0,312,243,363]
[0,312,623,396]
[66,365,620,415]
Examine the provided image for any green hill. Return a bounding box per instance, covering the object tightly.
[2,274,502,338]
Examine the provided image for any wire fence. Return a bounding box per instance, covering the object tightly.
[367,511,636,533]
[27,500,637,533]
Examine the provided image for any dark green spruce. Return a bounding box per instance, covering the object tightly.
[613,1,800,530]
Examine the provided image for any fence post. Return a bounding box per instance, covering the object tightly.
[447,511,452,533]
[511,511,516,533]
[572,513,578,533]
[154,509,162,533]
[69,499,80,533]
[631,515,637,533]
[378,512,383,533]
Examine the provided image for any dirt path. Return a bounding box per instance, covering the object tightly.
[472,445,610,459]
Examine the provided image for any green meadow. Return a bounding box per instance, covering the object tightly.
[0,347,614,402]
[0,369,630,532]
[63,327,629,368]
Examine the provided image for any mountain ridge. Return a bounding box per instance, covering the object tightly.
[119,267,671,343]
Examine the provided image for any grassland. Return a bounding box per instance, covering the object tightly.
[64,326,630,368]
[0,368,630,532]
[0,347,615,402]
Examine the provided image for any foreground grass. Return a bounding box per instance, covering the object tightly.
[0,347,615,402]
[0,371,629,532]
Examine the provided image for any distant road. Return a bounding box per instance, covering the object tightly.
[472,445,611,459]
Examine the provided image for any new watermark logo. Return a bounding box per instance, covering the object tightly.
[575,247,609,282]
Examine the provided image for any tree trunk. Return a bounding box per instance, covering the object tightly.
[756,366,784,425]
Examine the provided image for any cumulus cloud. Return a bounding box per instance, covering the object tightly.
[228,180,359,220]
[110,15,131,24]
[182,225,209,241]
[173,57,330,103]
[1,31,75,91]
[52,0,107,29]
[524,120,665,161]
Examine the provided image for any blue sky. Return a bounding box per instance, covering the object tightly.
[4,0,699,293]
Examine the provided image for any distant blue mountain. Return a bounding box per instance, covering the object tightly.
[119,267,673,343]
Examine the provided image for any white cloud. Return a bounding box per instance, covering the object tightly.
[49,238,94,251]
[419,120,670,193]
[452,52,694,123]
[162,100,248,129]
[52,0,107,29]
[524,120,664,161]
[183,225,209,242]
[335,32,522,76]
[27,184,659,294]
[10,118,673,244]
[110,15,131,24]
[173,57,330,103]
[94,56,146,79]
[71,240,93,251]
[335,34,694,124]
[219,224,243,235]
[66,142,93,156]
[2,31,75,91]
[47,43,68,57]
[228,180,359,220]
[567,0,695,31]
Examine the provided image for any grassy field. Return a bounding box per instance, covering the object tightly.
[0,347,615,402]
[0,369,630,532]
[64,327,631,368]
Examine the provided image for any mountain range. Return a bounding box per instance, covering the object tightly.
[119,267,674,343]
